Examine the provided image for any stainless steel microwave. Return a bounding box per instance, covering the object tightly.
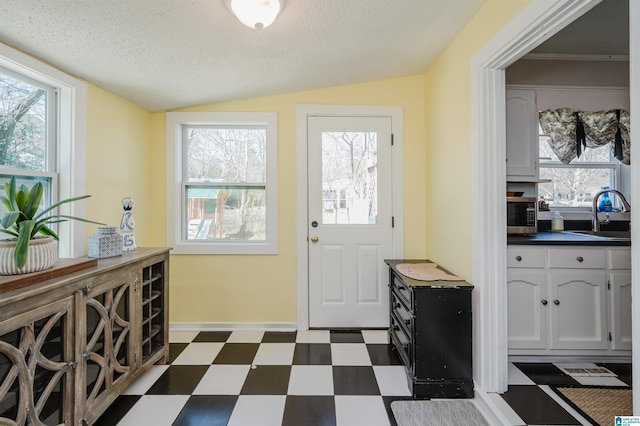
[507,196,537,234]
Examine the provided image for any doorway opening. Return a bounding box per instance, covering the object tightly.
[469,0,635,395]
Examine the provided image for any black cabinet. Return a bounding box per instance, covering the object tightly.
[385,259,474,399]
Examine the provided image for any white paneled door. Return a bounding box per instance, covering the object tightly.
[307,116,393,328]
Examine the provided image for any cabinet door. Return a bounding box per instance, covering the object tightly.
[548,270,608,350]
[0,297,74,425]
[609,270,632,350]
[507,269,547,349]
[506,89,538,179]
[80,273,136,425]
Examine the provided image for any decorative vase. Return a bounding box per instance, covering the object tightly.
[0,236,59,276]
[88,226,123,259]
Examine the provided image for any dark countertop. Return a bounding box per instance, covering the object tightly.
[508,231,631,246]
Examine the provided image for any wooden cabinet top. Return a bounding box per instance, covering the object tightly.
[0,247,171,306]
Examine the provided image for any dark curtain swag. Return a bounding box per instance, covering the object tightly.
[539,108,630,165]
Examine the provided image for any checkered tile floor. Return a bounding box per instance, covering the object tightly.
[95,330,413,426]
[500,361,632,425]
[95,328,633,426]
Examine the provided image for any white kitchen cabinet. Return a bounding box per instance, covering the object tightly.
[506,88,538,180]
[609,247,632,350]
[547,269,608,350]
[507,245,631,355]
[609,270,632,350]
[507,268,547,349]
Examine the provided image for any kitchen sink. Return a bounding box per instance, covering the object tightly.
[563,230,631,239]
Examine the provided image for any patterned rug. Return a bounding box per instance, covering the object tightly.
[390,400,489,426]
[552,387,632,426]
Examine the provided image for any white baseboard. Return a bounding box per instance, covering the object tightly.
[169,322,297,332]
[473,387,524,426]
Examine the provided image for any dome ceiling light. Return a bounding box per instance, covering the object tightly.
[228,0,283,30]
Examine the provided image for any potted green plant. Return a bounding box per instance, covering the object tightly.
[0,176,105,275]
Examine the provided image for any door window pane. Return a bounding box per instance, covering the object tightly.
[321,131,378,225]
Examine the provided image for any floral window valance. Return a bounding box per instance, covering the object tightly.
[539,108,630,165]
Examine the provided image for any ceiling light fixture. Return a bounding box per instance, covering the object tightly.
[228,0,282,30]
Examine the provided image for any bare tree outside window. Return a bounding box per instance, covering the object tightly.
[321,131,377,225]
[539,136,616,208]
[0,71,47,171]
[185,126,267,241]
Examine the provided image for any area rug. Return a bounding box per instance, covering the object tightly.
[552,387,632,426]
[390,400,489,426]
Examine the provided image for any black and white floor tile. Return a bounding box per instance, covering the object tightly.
[96,330,414,426]
[95,329,632,426]
[499,361,632,425]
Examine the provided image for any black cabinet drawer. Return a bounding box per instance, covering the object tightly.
[386,259,474,399]
[390,315,412,369]
[391,291,413,336]
[391,272,412,307]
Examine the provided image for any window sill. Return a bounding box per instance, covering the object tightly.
[170,241,277,255]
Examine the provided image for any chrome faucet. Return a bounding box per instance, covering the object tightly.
[592,189,631,232]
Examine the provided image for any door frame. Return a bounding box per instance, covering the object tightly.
[471,0,640,404]
[296,104,404,330]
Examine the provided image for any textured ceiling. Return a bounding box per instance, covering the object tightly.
[0,0,484,111]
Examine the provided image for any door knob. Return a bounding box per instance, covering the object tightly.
[310,236,319,243]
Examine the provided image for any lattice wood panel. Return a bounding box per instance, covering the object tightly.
[0,298,74,425]
[84,280,132,406]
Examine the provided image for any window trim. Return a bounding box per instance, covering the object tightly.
[0,42,87,258]
[166,112,278,254]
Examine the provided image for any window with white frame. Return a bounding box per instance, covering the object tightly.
[166,112,277,254]
[538,131,621,210]
[0,43,87,258]
[0,66,57,213]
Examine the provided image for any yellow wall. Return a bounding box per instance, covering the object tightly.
[82,0,533,324]
[85,84,153,244]
[150,76,427,323]
[423,0,531,279]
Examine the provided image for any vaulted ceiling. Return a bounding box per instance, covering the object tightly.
[0,0,484,111]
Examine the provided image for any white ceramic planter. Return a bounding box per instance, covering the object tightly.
[0,236,59,275]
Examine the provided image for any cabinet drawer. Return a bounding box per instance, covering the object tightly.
[390,314,412,368]
[547,248,606,269]
[391,272,413,307]
[507,247,545,268]
[391,291,413,336]
[609,248,631,269]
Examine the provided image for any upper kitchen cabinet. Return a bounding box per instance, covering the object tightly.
[506,88,539,181]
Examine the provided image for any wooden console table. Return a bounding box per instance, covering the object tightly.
[0,247,170,425]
